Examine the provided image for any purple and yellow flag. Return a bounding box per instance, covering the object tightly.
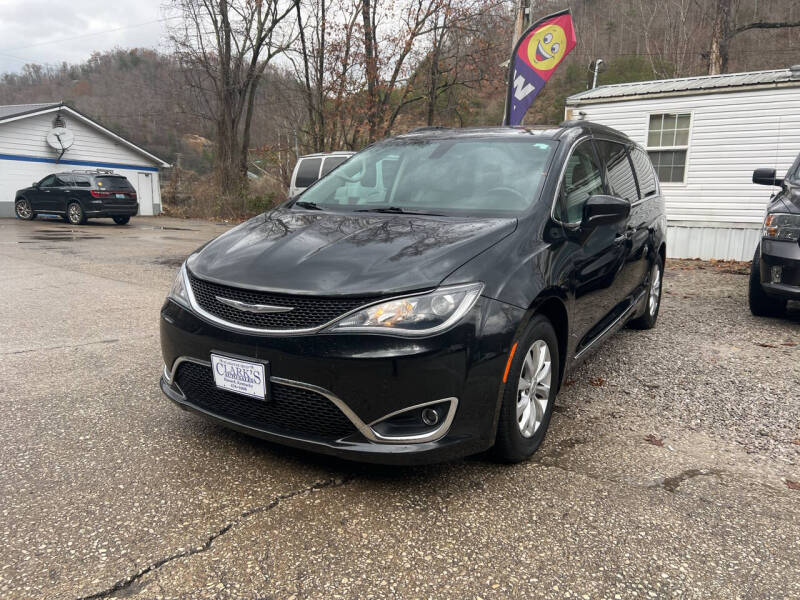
[504,9,577,126]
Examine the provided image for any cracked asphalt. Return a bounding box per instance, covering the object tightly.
[1,216,799,600]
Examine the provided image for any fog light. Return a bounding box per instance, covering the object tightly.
[771,265,782,283]
[369,399,457,443]
[421,408,440,426]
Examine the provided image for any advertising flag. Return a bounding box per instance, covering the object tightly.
[504,9,577,126]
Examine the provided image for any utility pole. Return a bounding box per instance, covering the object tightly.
[512,0,531,50]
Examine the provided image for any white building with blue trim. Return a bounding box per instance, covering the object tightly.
[0,102,169,218]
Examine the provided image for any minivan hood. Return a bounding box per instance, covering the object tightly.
[187,209,517,296]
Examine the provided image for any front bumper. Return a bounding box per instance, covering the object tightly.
[159,296,523,464]
[760,239,800,300]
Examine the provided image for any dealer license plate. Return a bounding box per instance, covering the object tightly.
[210,354,267,400]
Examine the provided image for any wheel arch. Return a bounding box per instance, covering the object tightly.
[527,293,569,393]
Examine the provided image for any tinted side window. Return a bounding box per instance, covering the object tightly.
[295,158,322,188]
[630,147,658,198]
[39,175,57,187]
[73,176,91,187]
[321,156,348,177]
[595,140,638,202]
[556,140,604,223]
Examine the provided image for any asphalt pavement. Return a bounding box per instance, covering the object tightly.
[1,216,798,600]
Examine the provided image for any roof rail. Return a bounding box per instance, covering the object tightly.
[407,126,449,133]
[69,168,116,174]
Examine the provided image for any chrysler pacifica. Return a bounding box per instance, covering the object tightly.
[160,122,667,464]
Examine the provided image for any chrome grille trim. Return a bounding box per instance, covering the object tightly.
[181,268,436,336]
[183,269,371,335]
[162,356,457,444]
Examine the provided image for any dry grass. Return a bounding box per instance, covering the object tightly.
[161,170,286,221]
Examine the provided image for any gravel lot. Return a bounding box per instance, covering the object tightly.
[1,216,799,599]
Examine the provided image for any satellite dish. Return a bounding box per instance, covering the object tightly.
[46,127,74,152]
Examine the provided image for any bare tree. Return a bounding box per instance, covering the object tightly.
[708,0,800,74]
[169,0,298,200]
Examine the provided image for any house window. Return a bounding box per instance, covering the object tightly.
[647,113,690,183]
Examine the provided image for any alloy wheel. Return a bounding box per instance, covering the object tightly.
[648,262,662,317]
[15,199,32,219]
[68,203,82,224]
[516,339,552,438]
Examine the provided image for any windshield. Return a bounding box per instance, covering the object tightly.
[294,137,557,216]
[788,154,800,185]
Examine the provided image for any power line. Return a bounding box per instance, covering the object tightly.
[0,16,180,54]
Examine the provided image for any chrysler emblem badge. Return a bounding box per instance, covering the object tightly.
[215,296,295,314]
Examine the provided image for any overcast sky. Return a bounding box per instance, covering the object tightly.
[0,0,170,74]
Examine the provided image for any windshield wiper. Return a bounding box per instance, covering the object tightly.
[293,200,324,211]
[356,206,443,216]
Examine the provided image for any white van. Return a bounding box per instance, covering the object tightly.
[289,151,355,198]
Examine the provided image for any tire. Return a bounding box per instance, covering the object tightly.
[66,202,86,225]
[15,197,35,220]
[113,216,130,225]
[629,256,664,330]
[749,246,786,317]
[492,315,560,463]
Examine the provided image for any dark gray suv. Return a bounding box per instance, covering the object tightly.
[14,170,138,225]
[750,154,800,316]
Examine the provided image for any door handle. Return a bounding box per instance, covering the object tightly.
[614,230,634,244]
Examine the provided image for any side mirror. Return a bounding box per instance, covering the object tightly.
[753,168,784,187]
[32,181,39,188]
[581,195,630,228]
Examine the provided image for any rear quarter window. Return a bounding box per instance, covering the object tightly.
[95,177,134,190]
[630,147,658,198]
[295,158,322,188]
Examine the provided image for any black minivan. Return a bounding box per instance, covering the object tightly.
[160,122,667,464]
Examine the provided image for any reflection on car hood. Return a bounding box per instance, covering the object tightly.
[187,209,517,296]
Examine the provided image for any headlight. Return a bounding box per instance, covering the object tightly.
[763,213,800,242]
[327,283,483,336]
[168,263,191,308]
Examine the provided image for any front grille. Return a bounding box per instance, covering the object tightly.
[174,362,358,440]
[188,271,376,330]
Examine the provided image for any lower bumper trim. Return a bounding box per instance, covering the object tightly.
[162,356,459,446]
[160,376,478,465]
[761,281,800,300]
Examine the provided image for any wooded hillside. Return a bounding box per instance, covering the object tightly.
[0,0,798,216]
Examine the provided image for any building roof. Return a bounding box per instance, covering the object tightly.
[0,101,170,167]
[0,102,61,120]
[566,67,800,105]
